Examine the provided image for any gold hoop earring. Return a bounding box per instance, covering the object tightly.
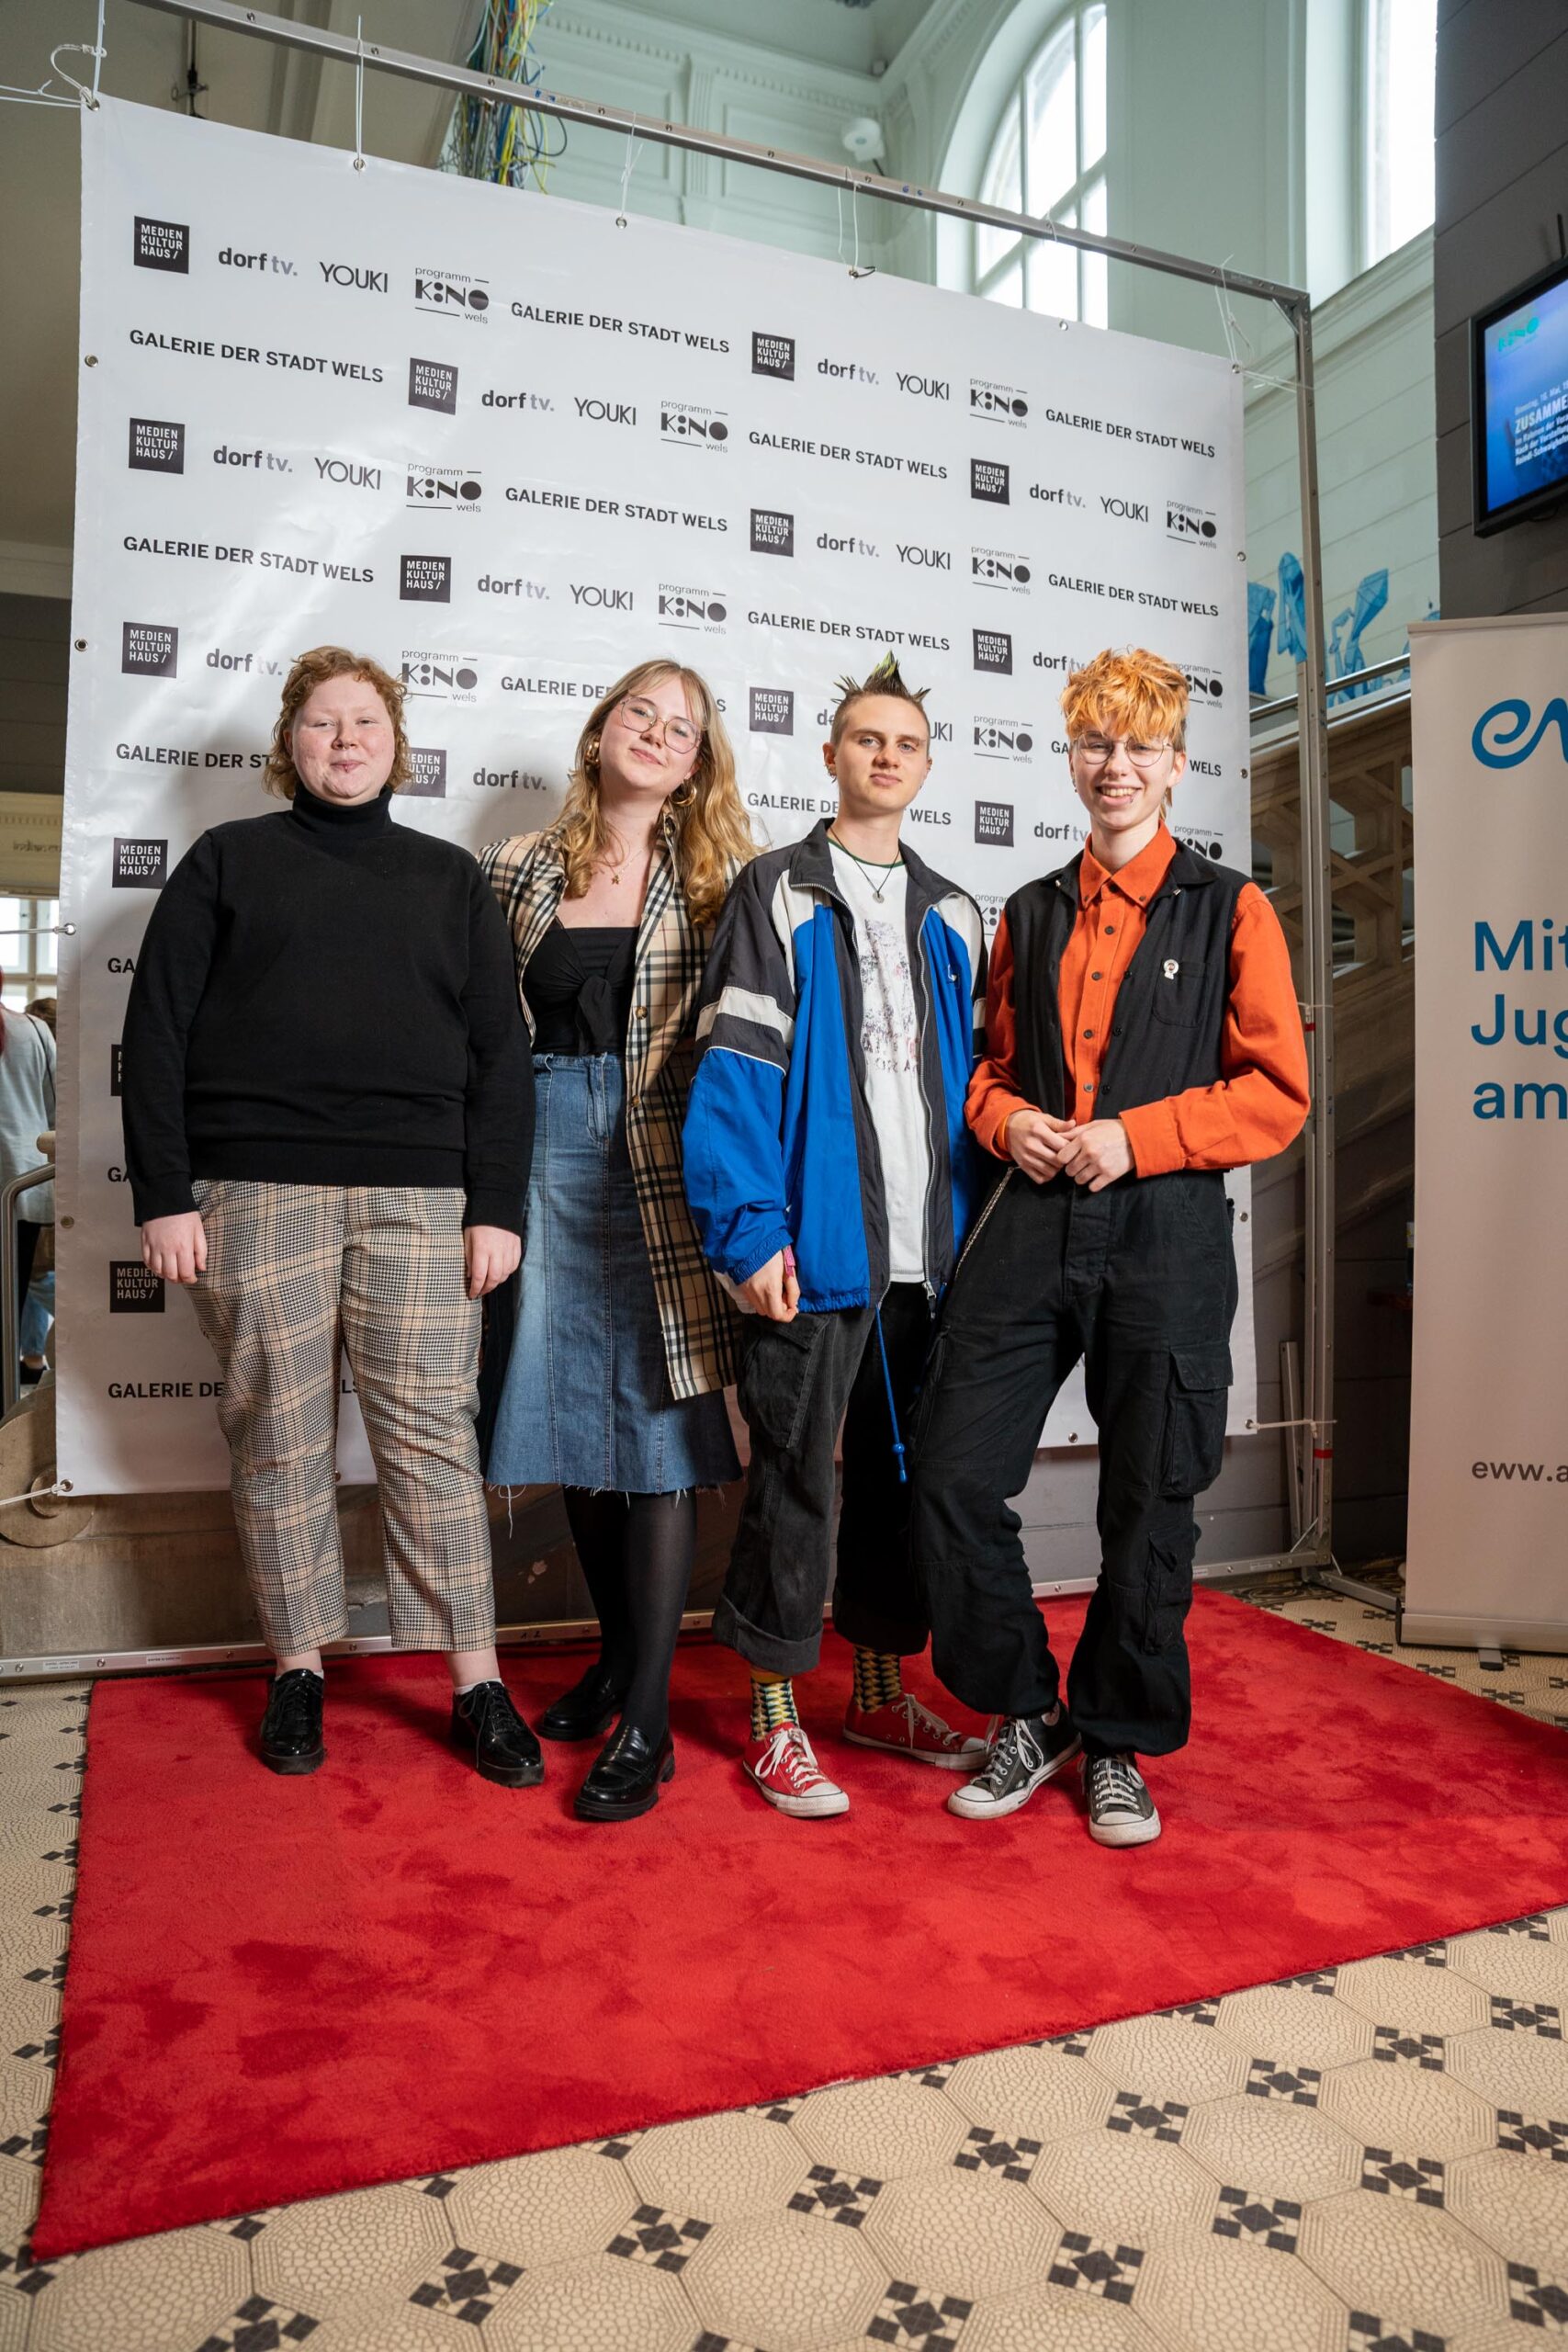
[584,737,602,773]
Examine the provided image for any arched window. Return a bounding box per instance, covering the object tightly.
[1362,0,1436,265]
[974,3,1108,325]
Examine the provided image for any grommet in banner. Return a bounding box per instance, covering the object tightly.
[1235,549,1247,560]
[73,639,85,650]
[84,355,96,367]
[60,1217,73,1229]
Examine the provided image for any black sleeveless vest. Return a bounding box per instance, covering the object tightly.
[1002,841,1249,1122]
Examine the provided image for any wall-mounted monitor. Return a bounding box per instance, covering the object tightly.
[1471,254,1568,537]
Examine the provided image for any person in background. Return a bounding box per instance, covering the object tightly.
[0,983,55,1392]
[481,660,752,1824]
[682,655,989,1820]
[911,646,1309,1846]
[17,996,56,1382]
[120,646,538,1787]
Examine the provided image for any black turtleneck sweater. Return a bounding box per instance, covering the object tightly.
[120,785,532,1230]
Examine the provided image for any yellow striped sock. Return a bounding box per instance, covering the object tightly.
[750,1672,799,1737]
[852,1648,904,1712]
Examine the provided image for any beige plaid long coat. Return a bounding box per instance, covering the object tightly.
[479,821,739,1401]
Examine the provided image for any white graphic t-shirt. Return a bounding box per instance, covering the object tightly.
[829,842,931,1284]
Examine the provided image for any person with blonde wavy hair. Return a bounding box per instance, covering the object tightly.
[480,658,754,1822]
[121,645,541,1790]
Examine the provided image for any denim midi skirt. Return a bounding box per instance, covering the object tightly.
[486,1055,740,1494]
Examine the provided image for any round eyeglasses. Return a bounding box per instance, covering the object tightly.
[1070,734,1173,770]
[613,695,703,754]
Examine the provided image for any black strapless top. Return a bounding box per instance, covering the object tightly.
[525,920,637,1055]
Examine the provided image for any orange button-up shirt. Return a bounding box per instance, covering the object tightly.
[966,825,1309,1176]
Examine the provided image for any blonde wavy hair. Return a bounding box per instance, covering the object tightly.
[557,660,754,926]
[265,646,412,800]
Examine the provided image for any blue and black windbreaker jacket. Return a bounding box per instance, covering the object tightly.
[682,819,989,1311]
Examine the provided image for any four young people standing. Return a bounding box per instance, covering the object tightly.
[121,635,1307,1845]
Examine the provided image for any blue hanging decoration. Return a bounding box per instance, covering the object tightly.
[1247,581,1276,695]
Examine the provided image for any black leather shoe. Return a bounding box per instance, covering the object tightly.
[452,1680,545,1789]
[538,1662,627,1744]
[259,1668,325,1776]
[574,1723,675,1822]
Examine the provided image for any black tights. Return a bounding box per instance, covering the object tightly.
[561,1488,695,1743]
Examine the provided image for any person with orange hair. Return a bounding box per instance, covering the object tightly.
[909,646,1308,1845]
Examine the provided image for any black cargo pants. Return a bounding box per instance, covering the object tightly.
[715,1283,936,1677]
[909,1166,1236,1756]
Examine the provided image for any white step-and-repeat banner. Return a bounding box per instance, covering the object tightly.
[1406,616,1568,1652]
[61,96,1254,1494]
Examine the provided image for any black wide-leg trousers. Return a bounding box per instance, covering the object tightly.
[910,1166,1237,1757]
[716,1283,936,1677]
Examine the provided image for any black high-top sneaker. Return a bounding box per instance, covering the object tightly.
[258,1668,325,1776]
[945,1705,1081,1820]
[452,1680,545,1789]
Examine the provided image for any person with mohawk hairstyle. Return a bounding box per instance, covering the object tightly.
[682,654,989,1817]
[910,646,1309,1845]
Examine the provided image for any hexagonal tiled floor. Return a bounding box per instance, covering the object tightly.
[3,1580,1566,2349]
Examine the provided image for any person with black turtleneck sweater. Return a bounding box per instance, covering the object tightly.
[120,647,539,1790]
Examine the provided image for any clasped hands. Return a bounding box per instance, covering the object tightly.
[141,1212,521,1298]
[1007,1106,1133,1192]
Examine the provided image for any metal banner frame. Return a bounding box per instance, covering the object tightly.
[17,0,1338,1677]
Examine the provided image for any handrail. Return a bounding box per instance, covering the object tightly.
[1251,652,1412,725]
[1,1166,54,1419]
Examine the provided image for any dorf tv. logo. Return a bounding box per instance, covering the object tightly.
[752,331,795,380]
[408,357,458,413]
[750,687,795,735]
[975,800,1015,846]
[110,1261,165,1314]
[406,748,447,797]
[133,217,188,272]
[128,419,185,473]
[1472,696,1568,767]
[973,628,1013,675]
[400,555,452,604]
[121,622,177,677]
[750,508,795,557]
[113,838,166,889]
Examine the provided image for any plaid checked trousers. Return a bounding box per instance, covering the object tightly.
[188,1181,496,1656]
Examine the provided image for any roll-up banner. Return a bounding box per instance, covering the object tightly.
[61,95,1253,1494]
[1405,615,1568,1652]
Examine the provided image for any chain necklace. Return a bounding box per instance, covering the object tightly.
[828,829,904,904]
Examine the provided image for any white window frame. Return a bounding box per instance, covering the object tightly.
[972,2,1108,326]
[0,899,60,1012]
[1359,0,1437,270]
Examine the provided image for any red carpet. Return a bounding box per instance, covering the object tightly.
[34,1595,1568,2256]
